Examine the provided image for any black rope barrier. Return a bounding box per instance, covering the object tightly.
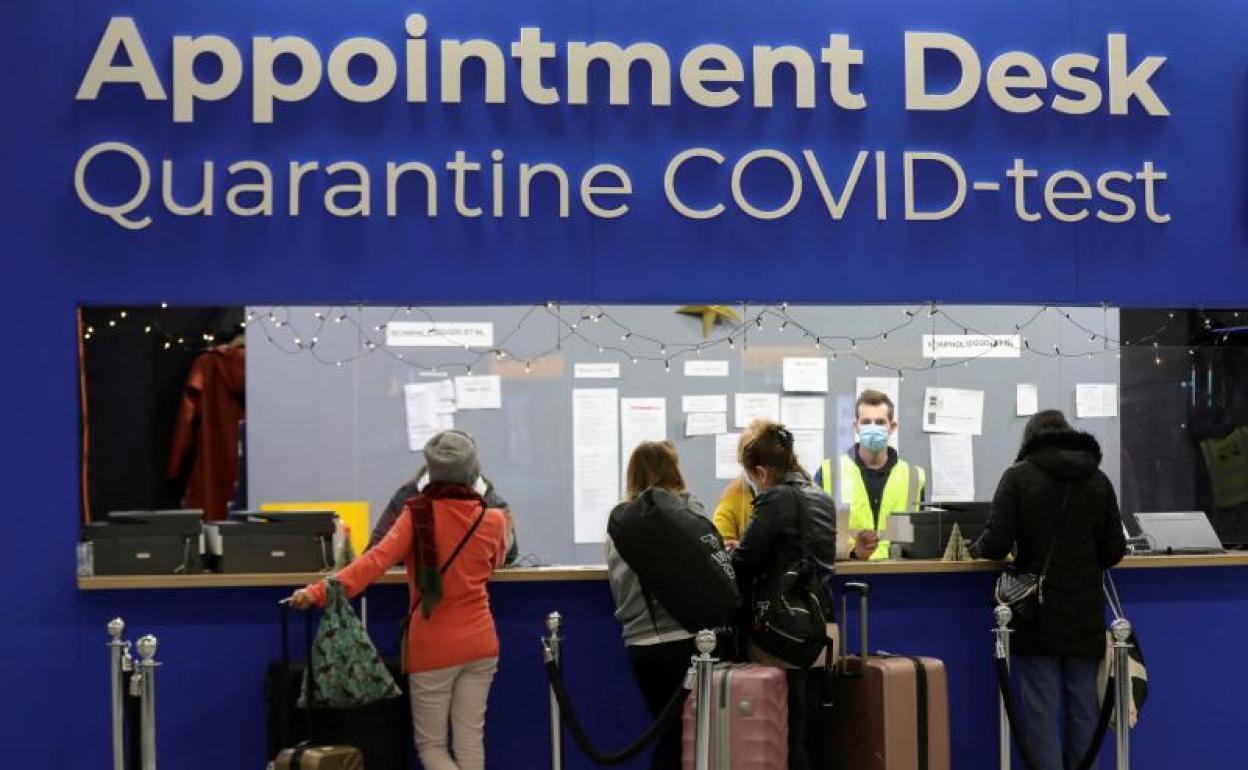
[995,658,1117,770]
[543,658,690,766]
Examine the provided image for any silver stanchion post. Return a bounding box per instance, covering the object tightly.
[544,612,564,770]
[136,635,160,770]
[692,629,718,770]
[107,618,129,770]
[1111,618,1133,770]
[993,605,1013,770]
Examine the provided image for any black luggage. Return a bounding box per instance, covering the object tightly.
[267,603,411,770]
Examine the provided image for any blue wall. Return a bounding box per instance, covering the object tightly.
[3,1,1247,767]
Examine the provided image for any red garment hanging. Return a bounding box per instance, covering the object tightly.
[166,345,246,520]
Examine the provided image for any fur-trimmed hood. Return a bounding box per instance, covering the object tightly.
[1016,430,1103,480]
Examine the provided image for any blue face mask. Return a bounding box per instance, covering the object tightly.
[858,424,890,453]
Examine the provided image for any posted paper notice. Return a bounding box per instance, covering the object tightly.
[1076,383,1118,418]
[454,375,502,410]
[792,429,825,479]
[574,362,620,379]
[735,393,780,428]
[687,412,728,437]
[685,360,730,377]
[783,357,829,393]
[715,433,742,479]
[781,397,826,431]
[1016,383,1039,416]
[923,387,984,435]
[930,434,976,502]
[573,389,619,543]
[682,394,729,413]
[403,382,442,451]
[386,321,493,348]
[621,398,668,487]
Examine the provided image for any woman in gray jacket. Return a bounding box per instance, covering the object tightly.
[605,440,707,770]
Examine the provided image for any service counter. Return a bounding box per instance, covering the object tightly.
[73,553,1248,770]
[76,552,1248,590]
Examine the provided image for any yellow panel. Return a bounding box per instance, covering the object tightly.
[260,501,370,557]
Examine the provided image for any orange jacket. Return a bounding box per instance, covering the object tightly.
[307,497,508,672]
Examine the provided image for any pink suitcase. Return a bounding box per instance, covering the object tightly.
[681,663,788,770]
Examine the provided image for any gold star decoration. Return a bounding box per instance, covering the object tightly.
[676,305,741,339]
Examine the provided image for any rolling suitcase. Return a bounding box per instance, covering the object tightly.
[273,744,365,770]
[829,582,950,770]
[681,662,788,770]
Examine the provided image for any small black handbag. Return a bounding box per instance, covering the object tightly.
[993,484,1071,625]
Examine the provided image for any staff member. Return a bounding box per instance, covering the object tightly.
[813,390,924,560]
[371,466,517,564]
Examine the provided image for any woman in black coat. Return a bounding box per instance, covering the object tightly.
[973,410,1127,770]
[731,422,837,770]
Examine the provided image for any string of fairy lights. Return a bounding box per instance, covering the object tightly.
[79,302,1244,378]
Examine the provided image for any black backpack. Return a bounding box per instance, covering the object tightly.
[607,487,741,633]
[749,486,834,668]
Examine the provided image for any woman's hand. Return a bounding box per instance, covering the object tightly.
[286,588,314,610]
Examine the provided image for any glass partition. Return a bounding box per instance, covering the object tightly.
[77,303,1247,572]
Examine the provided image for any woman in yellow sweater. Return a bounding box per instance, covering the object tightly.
[711,420,766,544]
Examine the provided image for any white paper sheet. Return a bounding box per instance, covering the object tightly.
[403,382,442,451]
[735,393,780,428]
[856,376,902,451]
[434,379,457,414]
[685,360,730,377]
[574,362,620,379]
[923,387,985,435]
[781,397,826,431]
[386,321,494,348]
[573,389,619,543]
[716,433,742,479]
[687,412,728,437]
[792,429,825,478]
[454,375,502,410]
[922,334,1021,359]
[683,394,728,413]
[930,434,975,502]
[621,398,668,486]
[1016,383,1039,416]
[783,357,829,393]
[1076,383,1118,418]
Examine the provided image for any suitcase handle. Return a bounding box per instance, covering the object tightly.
[839,582,869,674]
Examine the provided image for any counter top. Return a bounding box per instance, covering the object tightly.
[76,552,1248,590]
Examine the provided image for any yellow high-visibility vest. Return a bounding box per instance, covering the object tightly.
[821,454,925,560]
[1200,427,1248,509]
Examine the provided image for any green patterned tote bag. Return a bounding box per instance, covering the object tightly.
[299,578,402,708]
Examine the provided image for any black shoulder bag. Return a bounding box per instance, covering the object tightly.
[993,483,1072,625]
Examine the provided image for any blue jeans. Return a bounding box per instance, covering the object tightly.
[1013,655,1101,770]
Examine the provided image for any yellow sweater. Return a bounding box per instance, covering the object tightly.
[712,477,755,542]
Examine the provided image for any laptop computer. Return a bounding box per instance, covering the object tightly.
[1134,511,1225,555]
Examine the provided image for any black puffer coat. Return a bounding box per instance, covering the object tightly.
[973,431,1127,657]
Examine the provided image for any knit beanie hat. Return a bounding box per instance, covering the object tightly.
[423,430,481,485]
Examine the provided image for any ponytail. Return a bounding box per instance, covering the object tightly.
[741,421,809,481]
